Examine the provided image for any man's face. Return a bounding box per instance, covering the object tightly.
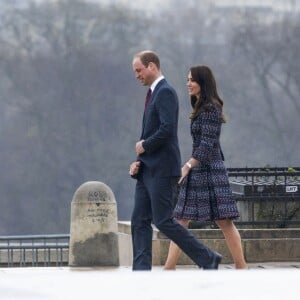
[132,58,152,86]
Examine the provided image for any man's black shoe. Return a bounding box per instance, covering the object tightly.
[203,252,222,270]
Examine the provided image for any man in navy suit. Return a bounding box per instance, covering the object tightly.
[129,50,221,270]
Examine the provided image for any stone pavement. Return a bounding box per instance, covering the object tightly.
[0,262,299,300]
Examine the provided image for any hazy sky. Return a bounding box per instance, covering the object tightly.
[27,0,299,12]
[88,0,299,12]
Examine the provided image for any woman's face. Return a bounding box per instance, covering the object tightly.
[187,72,201,98]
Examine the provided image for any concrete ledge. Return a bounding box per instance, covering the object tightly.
[1,224,298,267]
[244,238,300,262]
[117,222,300,266]
[157,228,300,239]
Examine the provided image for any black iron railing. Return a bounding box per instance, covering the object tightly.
[0,234,69,267]
[228,167,300,227]
[190,167,300,228]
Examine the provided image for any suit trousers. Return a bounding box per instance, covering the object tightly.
[131,166,215,270]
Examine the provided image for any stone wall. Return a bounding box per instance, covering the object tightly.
[117,222,300,266]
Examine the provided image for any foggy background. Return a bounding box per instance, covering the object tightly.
[0,0,299,234]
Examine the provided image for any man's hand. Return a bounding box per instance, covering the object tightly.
[129,161,141,176]
[135,140,145,155]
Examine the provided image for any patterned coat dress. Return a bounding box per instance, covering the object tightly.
[173,104,240,221]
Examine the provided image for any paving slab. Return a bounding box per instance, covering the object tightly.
[0,263,299,300]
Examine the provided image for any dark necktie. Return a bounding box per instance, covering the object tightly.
[144,88,152,111]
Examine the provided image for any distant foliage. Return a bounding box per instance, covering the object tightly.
[0,0,299,234]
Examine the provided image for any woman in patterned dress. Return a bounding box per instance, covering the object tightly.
[164,65,247,269]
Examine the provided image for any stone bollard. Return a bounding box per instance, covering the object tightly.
[69,181,119,266]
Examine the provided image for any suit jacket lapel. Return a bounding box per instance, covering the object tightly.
[140,79,166,139]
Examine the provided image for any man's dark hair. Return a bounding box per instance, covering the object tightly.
[134,50,160,69]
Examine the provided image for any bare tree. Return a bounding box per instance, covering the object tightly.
[0,0,149,233]
[230,13,300,161]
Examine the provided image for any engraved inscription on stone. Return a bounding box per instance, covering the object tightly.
[87,207,111,223]
[88,191,109,202]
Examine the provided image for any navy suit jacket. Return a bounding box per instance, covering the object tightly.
[136,79,181,178]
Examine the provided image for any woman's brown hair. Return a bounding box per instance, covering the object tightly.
[189,65,225,122]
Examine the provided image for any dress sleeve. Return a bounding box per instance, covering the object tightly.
[192,107,221,162]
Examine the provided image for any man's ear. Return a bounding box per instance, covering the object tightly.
[148,62,155,71]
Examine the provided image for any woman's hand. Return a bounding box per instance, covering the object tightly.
[178,159,199,184]
[178,165,190,184]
